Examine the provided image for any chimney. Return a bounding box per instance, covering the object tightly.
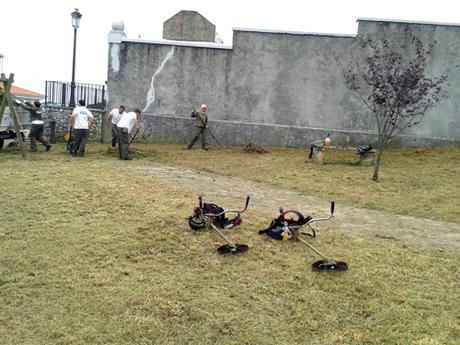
[163,10,216,42]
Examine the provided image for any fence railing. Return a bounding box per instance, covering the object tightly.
[45,81,106,109]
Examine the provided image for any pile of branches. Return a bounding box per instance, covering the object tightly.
[242,142,268,154]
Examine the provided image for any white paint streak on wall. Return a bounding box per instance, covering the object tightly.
[143,46,175,112]
[110,44,120,73]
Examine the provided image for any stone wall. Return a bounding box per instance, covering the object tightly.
[106,19,460,148]
[42,106,104,143]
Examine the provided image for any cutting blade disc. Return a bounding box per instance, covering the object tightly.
[312,260,348,272]
[217,244,249,255]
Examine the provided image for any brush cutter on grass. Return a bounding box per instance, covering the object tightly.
[259,201,348,272]
[188,195,250,255]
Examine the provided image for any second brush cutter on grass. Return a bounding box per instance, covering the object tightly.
[188,195,250,254]
[259,201,348,271]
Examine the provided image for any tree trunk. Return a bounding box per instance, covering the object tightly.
[372,141,385,181]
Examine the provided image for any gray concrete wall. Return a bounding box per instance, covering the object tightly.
[106,19,460,148]
[357,20,460,140]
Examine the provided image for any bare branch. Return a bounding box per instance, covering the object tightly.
[340,34,449,180]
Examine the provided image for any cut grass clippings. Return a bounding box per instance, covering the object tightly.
[0,143,459,344]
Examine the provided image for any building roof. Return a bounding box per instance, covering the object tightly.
[0,83,44,99]
[123,37,231,49]
[357,17,460,28]
[165,10,213,26]
[233,27,356,38]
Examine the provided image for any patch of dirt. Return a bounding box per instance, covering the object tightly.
[128,163,460,250]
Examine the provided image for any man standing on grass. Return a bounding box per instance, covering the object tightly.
[15,99,52,152]
[187,104,209,151]
[106,104,126,148]
[70,99,94,157]
[116,108,141,160]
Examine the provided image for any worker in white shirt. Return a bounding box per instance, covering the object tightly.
[106,104,126,148]
[116,108,141,160]
[70,99,94,157]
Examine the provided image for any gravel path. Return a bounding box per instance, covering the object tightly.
[128,163,460,250]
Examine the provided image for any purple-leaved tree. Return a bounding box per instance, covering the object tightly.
[342,35,448,181]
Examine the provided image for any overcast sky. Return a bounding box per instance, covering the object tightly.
[1,0,459,94]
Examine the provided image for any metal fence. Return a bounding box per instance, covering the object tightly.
[45,81,106,109]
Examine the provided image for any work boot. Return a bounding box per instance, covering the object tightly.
[45,145,52,151]
[202,147,208,151]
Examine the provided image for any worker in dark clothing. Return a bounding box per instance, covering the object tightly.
[187,104,209,150]
[15,99,51,152]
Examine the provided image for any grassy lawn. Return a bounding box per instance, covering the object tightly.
[0,144,459,344]
[132,143,459,223]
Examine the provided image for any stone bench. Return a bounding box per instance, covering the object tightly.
[308,140,325,163]
[356,145,376,165]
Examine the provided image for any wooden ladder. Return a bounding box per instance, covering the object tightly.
[0,73,26,157]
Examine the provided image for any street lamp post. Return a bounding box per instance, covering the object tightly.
[69,8,82,108]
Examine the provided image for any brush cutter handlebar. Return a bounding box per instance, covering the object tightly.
[244,196,250,212]
[279,201,334,227]
[303,201,335,226]
[203,196,250,218]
